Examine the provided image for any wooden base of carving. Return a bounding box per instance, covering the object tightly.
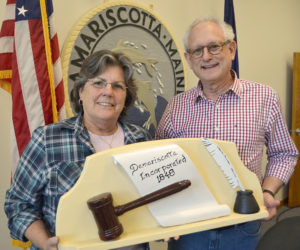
[56,138,268,250]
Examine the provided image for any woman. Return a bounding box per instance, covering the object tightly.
[5,50,151,250]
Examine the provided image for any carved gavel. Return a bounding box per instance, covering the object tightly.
[87,179,191,241]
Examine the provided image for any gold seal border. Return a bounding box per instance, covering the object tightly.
[61,1,187,117]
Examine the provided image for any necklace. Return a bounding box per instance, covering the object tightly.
[97,124,119,149]
[88,124,121,151]
[99,132,116,148]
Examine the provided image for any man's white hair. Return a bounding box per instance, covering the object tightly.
[183,17,235,51]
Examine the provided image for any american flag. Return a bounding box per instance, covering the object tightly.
[0,0,66,176]
[224,0,239,77]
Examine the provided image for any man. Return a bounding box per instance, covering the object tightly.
[155,17,299,250]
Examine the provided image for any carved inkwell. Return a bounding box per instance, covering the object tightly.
[201,138,260,215]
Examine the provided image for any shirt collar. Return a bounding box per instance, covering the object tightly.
[60,112,86,136]
[229,70,242,98]
[194,70,242,102]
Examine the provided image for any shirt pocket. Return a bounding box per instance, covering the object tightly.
[49,161,83,207]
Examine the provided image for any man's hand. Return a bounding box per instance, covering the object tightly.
[262,176,283,220]
[263,192,280,220]
[164,236,180,242]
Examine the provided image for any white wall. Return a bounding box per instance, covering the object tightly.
[1,0,300,249]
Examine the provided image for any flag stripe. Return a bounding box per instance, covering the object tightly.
[53,56,63,87]
[0,36,14,53]
[0,53,13,70]
[0,4,15,68]
[15,20,46,134]
[49,14,65,117]
[51,34,60,65]
[30,19,54,125]
[40,0,58,123]
[55,81,65,109]
[3,3,15,21]
[0,20,15,37]
[49,13,55,39]
[11,47,31,157]
[6,0,16,4]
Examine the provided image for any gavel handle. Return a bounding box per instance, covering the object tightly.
[114,179,191,216]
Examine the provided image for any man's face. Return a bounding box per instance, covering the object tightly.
[184,21,236,85]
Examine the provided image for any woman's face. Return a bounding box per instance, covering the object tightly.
[79,65,127,130]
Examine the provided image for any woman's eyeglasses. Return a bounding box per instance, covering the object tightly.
[88,79,127,92]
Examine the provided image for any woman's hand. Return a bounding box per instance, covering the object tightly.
[43,236,59,250]
[25,220,59,250]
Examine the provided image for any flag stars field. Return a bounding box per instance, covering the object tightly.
[17,5,28,17]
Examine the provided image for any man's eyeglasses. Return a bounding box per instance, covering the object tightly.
[187,40,231,59]
[88,79,127,92]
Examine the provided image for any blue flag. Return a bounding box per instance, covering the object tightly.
[224,0,239,77]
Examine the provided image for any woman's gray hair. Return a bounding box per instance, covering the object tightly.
[70,50,137,120]
[183,17,235,51]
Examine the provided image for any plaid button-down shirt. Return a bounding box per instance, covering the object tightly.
[5,114,151,247]
[155,72,298,184]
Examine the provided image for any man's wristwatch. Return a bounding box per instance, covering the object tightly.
[263,189,275,198]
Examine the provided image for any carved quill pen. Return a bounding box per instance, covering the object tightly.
[201,138,245,191]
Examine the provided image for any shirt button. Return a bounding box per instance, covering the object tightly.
[216,104,220,109]
[215,127,219,131]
